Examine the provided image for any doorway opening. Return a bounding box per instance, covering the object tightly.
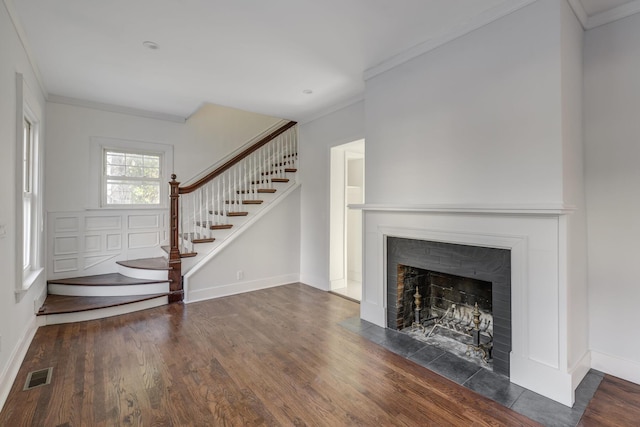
[329,139,365,301]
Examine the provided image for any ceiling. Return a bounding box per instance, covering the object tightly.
[8,0,640,122]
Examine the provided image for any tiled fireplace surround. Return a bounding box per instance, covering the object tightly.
[359,206,590,407]
[386,237,511,377]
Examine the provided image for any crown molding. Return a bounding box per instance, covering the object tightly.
[3,0,47,98]
[48,94,187,123]
[363,0,538,81]
[584,0,640,29]
[567,0,589,28]
[298,94,364,124]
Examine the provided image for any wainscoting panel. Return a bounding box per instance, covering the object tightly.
[47,209,169,279]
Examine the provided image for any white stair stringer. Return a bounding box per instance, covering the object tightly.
[182,181,301,299]
[181,178,297,271]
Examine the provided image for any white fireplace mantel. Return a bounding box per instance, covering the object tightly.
[358,205,589,407]
[350,203,576,215]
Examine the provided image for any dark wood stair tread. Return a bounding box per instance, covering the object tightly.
[237,188,276,194]
[160,246,198,258]
[271,178,289,183]
[284,168,297,173]
[225,200,263,205]
[209,210,249,217]
[48,273,168,286]
[37,293,168,316]
[116,257,171,270]
[181,232,215,243]
[209,223,233,230]
[197,221,234,230]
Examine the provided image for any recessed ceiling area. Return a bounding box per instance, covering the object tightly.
[8,0,640,122]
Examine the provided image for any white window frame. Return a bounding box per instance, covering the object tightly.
[90,137,173,209]
[16,73,44,292]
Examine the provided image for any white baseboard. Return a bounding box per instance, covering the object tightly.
[591,350,640,385]
[0,316,38,412]
[300,274,330,291]
[186,274,299,303]
[569,350,592,391]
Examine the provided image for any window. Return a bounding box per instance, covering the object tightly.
[103,149,162,206]
[16,72,44,291]
[90,137,173,209]
[23,117,34,271]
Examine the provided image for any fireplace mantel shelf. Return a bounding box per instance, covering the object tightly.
[349,203,575,215]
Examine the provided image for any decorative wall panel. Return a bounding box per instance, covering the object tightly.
[48,209,169,279]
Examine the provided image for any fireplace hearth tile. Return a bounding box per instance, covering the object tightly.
[463,368,525,408]
[511,390,585,427]
[366,328,427,358]
[339,316,377,334]
[424,351,483,384]
[407,345,446,366]
[340,316,602,426]
[572,370,604,411]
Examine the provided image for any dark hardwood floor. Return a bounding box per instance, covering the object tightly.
[1,283,638,426]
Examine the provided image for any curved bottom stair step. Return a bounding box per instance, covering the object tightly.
[48,272,171,297]
[37,293,169,325]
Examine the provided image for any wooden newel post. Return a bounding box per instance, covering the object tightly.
[168,174,183,302]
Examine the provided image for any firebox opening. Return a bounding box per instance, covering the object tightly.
[396,265,494,369]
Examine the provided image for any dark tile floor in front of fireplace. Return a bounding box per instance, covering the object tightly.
[339,317,603,427]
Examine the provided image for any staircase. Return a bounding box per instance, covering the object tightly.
[38,122,298,325]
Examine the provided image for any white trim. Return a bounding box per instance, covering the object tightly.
[584,0,640,29]
[350,203,575,215]
[570,350,592,393]
[48,94,186,123]
[186,274,299,304]
[591,350,640,385]
[15,73,45,292]
[0,315,38,412]
[298,95,364,124]
[567,0,589,28]
[2,0,47,97]
[363,0,538,81]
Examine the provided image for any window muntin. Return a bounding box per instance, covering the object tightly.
[103,149,163,206]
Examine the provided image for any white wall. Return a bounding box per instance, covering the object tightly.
[299,101,365,289]
[584,11,640,384]
[0,1,47,407]
[45,102,185,212]
[45,101,282,212]
[185,186,300,301]
[365,0,564,206]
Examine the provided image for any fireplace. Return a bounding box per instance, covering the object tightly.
[386,237,511,376]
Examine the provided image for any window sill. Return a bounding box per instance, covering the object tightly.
[85,206,168,211]
[16,267,44,294]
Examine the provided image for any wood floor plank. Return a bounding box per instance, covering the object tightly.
[1,283,635,426]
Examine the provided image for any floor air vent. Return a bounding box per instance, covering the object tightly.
[23,367,53,390]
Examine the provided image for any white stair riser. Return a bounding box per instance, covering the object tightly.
[117,265,169,281]
[48,282,170,297]
[39,296,169,326]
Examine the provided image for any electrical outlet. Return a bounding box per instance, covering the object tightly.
[237,270,244,280]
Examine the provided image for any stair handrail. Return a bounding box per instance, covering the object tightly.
[179,121,297,194]
[168,120,297,302]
